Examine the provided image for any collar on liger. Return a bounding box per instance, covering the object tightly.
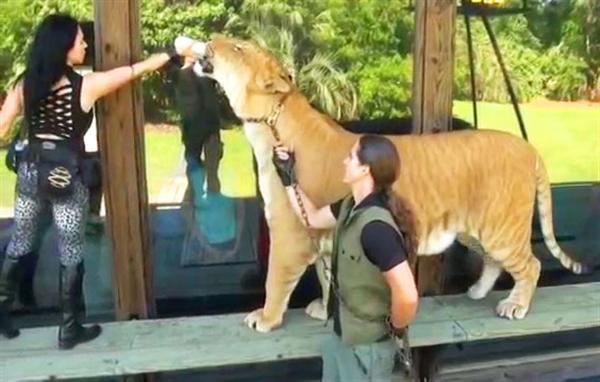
[241,93,291,140]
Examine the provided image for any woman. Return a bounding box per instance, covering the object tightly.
[0,14,175,348]
[273,135,419,382]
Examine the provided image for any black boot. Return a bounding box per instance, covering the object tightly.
[58,263,101,350]
[18,252,39,309]
[0,256,23,339]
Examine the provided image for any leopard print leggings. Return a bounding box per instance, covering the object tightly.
[6,162,88,266]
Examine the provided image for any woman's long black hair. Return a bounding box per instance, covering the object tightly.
[23,14,79,122]
[357,134,419,267]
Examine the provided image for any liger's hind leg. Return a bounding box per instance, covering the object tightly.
[490,244,541,320]
[457,234,503,300]
[467,256,503,300]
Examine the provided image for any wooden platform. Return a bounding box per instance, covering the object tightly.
[1,283,599,381]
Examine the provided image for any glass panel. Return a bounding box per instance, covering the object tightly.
[77,67,115,321]
[143,0,416,317]
[146,61,267,312]
[452,12,600,288]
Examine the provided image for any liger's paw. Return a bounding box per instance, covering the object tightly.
[496,298,529,320]
[467,283,489,300]
[243,308,282,332]
[305,298,327,321]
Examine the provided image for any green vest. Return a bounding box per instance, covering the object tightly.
[333,195,399,346]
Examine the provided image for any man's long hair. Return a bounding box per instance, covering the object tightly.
[357,134,419,266]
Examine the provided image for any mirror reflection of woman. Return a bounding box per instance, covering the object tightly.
[0,13,175,348]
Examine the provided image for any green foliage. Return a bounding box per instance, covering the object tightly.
[454,12,591,102]
[525,0,600,98]
[455,17,544,102]
[227,0,358,119]
[350,55,412,119]
[1,0,598,123]
[0,0,92,89]
[311,0,413,118]
[140,0,235,121]
[540,46,588,101]
[314,0,412,65]
[297,52,358,120]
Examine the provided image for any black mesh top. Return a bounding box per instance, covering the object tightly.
[28,68,93,142]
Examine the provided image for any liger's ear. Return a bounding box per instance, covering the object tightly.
[257,72,291,94]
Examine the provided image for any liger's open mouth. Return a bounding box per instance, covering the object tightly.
[199,58,214,74]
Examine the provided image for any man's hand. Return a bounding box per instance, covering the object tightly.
[181,56,196,70]
[272,144,296,187]
[386,315,405,336]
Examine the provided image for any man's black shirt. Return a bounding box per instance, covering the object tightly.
[330,192,407,271]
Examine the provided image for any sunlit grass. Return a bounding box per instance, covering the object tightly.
[453,101,600,183]
[1,101,598,209]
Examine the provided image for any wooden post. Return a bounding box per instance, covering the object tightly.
[94,0,155,320]
[411,1,456,380]
[411,0,456,295]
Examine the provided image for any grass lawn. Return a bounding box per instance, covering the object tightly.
[453,100,600,184]
[1,101,597,209]
[217,128,256,198]
[0,156,15,209]
[0,127,254,209]
[144,128,184,199]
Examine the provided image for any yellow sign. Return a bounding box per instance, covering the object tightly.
[469,0,506,5]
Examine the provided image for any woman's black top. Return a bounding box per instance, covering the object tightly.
[27,68,93,142]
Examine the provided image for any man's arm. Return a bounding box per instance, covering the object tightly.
[273,144,337,229]
[284,185,337,229]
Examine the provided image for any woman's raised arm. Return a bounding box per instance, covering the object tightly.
[80,52,172,112]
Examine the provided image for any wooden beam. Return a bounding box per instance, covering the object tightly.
[411,1,457,380]
[93,0,155,320]
[412,0,456,135]
[2,283,599,380]
[411,0,456,295]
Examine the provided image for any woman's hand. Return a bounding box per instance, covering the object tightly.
[272,143,337,229]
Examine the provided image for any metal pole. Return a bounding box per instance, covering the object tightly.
[464,13,478,129]
[481,14,528,141]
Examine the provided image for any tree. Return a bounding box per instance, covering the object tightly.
[0,0,92,89]
[526,0,599,99]
[226,0,358,120]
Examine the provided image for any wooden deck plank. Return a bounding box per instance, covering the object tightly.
[438,345,600,382]
[1,283,598,381]
[457,305,600,342]
[0,312,331,381]
[420,282,600,322]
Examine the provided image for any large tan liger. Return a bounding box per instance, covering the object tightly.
[176,35,587,332]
